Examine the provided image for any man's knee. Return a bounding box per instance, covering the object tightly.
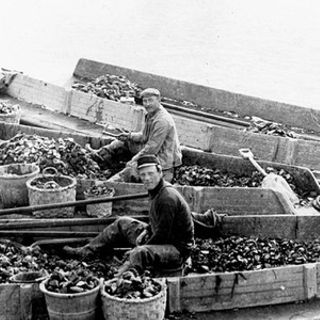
[129,245,150,261]
[115,216,134,226]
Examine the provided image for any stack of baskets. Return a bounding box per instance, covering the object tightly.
[26,167,76,218]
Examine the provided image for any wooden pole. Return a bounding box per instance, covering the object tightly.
[0,215,149,230]
[0,230,99,237]
[0,193,148,216]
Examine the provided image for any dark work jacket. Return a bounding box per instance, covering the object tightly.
[146,179,194,258]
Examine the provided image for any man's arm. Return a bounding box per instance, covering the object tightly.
[130,131,144,143]
[130,119,169,162]
[146,197,176,244]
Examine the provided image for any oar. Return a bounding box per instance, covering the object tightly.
[0,193,148,216]
[0,231,99,237]
[0,215,149,230]
[239,148,299,204]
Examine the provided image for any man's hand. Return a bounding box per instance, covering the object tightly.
[117,132,130,142]
[135,229,149,246]
[85,144,104,162]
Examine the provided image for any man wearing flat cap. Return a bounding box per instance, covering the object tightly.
[63,154,194,276]
[91,87,182,182]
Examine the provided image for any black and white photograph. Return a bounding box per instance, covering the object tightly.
[1,1,320,319]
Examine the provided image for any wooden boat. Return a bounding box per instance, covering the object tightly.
[0,126,318,317]
[74,58,320,136]
[1,213,320,316]
[3,60,320,174]
[0,122,318,216]
[71,58,320,172]
[1,63,320,317]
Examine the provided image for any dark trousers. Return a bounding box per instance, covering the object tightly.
[85,216,183,274]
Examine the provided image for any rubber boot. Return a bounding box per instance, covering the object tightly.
[62,245,95,260]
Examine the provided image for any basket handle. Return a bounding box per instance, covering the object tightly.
[43,181,60,189]
[42,167,58,176]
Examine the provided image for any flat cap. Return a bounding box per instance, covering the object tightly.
[137,154,160,169]
[140,88,161,98]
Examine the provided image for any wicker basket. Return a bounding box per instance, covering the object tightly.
[0,163,39,208]
[84,184,115,218]
[26,167,76,218]
[101,278,167,320]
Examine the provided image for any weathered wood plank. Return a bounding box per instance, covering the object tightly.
[304,264,317,299]
[166,278,181,313]
[6,74,67,113]
[20,284,33,320]
[181,265,303,290]
[180,289,304,312]
[221,215,297,239]
[69,90,145,132]
[194,187,294,215]
[296,215,320,240]
[169,265,306,312]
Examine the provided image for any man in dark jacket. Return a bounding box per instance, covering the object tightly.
[63,154,194,275]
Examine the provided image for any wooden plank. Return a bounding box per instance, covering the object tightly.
[73,58,320,134]
[173,116,212,151]
[181,265,303,291]
[167,265,306,312]
[7,74,67,113]
[166,278,181,312]
[304,264,317,299]
[180,289,304,312]
[195,187,294,215]
[316,264,320,295]
[222,215,297,239]
[69,90,145,132]
[296,215,320,240]
[20,284,33,320]
[291,139,320,170]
